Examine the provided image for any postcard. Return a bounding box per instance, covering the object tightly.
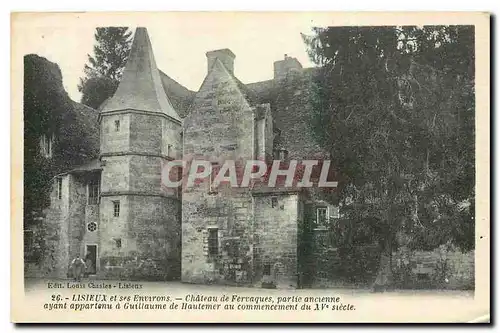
[11,11,490,323]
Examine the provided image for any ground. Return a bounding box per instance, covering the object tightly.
[24,277,474,296]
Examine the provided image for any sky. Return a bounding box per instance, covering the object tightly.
[15,12,340,102]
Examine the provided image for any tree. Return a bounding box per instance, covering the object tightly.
[24,54,99,263]
[303,26,475,288]
[79,76,117,109]
[78,27,132,109]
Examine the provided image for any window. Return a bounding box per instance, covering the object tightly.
[40,134,53,158]
[114,238,122,249]
[271,197,278,208]
[87,179,100,205]
[114,119,120,132]
[167,144,172,157]
[330,206,340,219]
[207,228,218,256]
[273,149,288,160]
[56,177,62,200]
[316,207,328,225]
[263,263,271,276]
[113,201,120,217]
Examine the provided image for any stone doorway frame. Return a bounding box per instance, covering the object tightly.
[85,244,98,275]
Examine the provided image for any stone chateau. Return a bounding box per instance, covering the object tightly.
[27,27,474,289]
[34,27,337,288]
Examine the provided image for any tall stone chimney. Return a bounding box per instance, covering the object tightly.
[273,54,303,80]
[206,49,236,75]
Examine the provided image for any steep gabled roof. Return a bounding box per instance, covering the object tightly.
[100,27,181,122]
[158,70,195,118]
[187,57,253,115]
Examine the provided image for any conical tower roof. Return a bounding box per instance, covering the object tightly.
[100,27,181,122]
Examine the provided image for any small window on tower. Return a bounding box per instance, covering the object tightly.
[115,238,122,249]
[56,177,63,200]
[167,144,172,157]
[207,228,218,256]
[273,149,288,160]
[113,201,120,217]
[271,197,278,208]
[114,119,120,132]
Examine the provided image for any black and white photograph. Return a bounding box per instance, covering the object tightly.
[11,12,490,323]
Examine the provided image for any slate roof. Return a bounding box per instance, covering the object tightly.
[100,27,181,122]
[68,158,102,173]
[158,70,195,118]
[245,67,326,159]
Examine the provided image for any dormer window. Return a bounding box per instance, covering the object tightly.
[87,177,100,205]
[40,134,53,158]
[274,149,288,160]
[114,120,120,132]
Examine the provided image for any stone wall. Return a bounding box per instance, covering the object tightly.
[183,58,255,162]
[182,191,254,285]
[268,70,327,160]
[26,173,93,279]
[98,93,182,280]
[100,113,130,154]
[129,155,164,194]
[98,194,181,280]
[100,156,130,193]
[253,103,273,162]
[310,223,381,288]
[182,57,258,285]
[161,117,182,159]
[309,226,475,290]
[67,174,89,259]
[253,193,299,288]
[98,194,130,278]
[25,174,71,278]
[392,246,474,290]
